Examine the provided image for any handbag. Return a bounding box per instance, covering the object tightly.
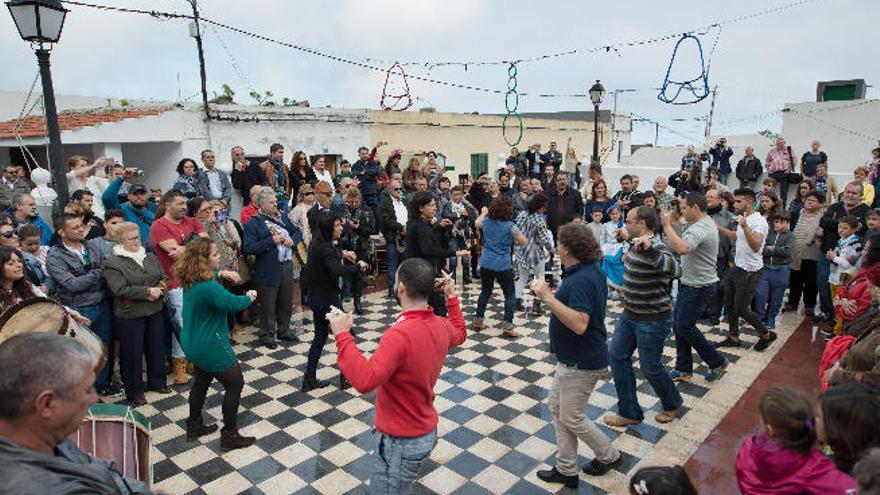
[843,303,878,338]
[788,172,804,184]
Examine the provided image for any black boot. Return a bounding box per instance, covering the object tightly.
[353,297,364,315]
[463,273,472,284]
[339,374,350,390]
[515,298,524,311]
[301,373,331,392]
[528,299,544,317]
[186,417,219,441]
[220,428,255,450]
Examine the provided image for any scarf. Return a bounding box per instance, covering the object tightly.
[267,156,287,194]
[113,244,147,267]
[707,205,722,216]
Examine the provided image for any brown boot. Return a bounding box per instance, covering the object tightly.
[173,358,191,385]
[186,417,218,441]
[220,428,256,450]
[186,361,194,374]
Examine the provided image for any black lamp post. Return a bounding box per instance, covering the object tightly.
[589,80,605,163]
[7,0,69,207]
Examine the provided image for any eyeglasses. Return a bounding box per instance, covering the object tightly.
[126,236,140,242]
[0,230,16,238]
[304,192,315,196]
[392,188,402,192]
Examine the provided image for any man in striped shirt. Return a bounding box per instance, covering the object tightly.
[605,206,684,427]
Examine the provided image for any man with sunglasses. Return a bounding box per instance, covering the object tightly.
[307,181,345,234]
[379,180,409,297]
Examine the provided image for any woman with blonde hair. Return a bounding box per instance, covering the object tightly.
[103,221,168,406]
[402,157,422,194]
[289,183,315,248]
[854,165,874,206]
[174,237,257,450]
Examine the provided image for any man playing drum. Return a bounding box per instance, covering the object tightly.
[0,333,149,494]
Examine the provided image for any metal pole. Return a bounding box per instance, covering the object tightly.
[592,103,600,162]
[36,48,68,208]
[704,85,718,143]
[190,0,212,147]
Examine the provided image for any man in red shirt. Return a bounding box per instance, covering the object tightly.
[149,189,208,384]
[240,185,264,225]
[328,258,466,494]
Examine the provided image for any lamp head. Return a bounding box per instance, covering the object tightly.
[589,80,605,106]
[7,0,68,44]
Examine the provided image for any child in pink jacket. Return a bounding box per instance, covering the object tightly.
[736,385,856,494]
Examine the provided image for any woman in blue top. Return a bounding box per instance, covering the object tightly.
[172,158,200,199]
[174,237,257,451]
[583,178,613,222]
[472,197,527,337]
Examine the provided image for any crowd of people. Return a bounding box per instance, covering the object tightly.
[0,137,878,494]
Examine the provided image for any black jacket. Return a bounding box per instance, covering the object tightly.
[289,167,317,202]
[819,202,869,252]
[303,239,357,304]
[546,187,584,233]
[234,163,268,206]
[735,156,763,183]
[405,218,455,272]
[378,195,408,242]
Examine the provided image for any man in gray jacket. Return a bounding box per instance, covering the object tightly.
[46,213,114,396]
[0,164,30,211]
[196,149,233,207]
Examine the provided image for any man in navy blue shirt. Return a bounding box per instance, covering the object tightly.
[531,222,621,489]
[352,145,382,222]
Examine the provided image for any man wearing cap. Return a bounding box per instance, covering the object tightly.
[102,170,155,250]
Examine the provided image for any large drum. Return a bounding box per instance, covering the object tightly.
[69,403,152,486]
[0,297,107,372]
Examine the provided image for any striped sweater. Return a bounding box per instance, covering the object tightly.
[622,237,681,320]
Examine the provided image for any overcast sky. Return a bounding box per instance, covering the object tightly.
[2,0,876,145]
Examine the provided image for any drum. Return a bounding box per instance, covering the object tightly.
[0,297,107,372]
[69,403,152,486]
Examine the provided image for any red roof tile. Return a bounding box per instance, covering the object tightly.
[0,108,172,139]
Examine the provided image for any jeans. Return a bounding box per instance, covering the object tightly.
[754,266,791,324]
[188,364,244,430]
[548,363,619,475]
[448,238,470,281]
[256,261,295,342]
[475,268,515,323]
[515,260,545,300]
[788,259,818,310]
[724,266,767,337]
[370,429,437,495]
[673,284,726,374]
[164,288,186,358]
[75,301,114,390]
[817,257,834,316]
[704,259,729,319]
[609,313,683,420]
[386,245,402,294]
[117,311,165,401]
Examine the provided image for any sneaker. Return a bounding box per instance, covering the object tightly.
[603,414,641,428]
[609,291,620,301]
[811,313,826,323]
[582,455,622,476]
[752,331,778,351]
[714,337,741,348]
[471,319,488,331]
[766,320,776,330]
[820,329,834,341]
[655,407,681,423]
[99,383,124,398]
[705,360,730,382]
[536,467,578,488]
[259,339,278,350]
[669,370,692,382]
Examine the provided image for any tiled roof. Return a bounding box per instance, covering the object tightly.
[0,107,173,139]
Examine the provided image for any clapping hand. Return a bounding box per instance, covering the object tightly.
[326,305,353,336]
[246,290,258,301]
[530,279,551,302]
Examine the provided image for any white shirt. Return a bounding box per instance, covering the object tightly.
[205,168,223,199]
[392,197,408,226]
[313,168,333,188]
[735,212,768,272]
[66,172,108,218]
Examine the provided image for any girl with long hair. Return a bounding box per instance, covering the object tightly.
[173,158,200,199]
[288,151,316,202]
[174,237,257,450]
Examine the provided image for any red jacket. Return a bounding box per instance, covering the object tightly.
[736,432,856,494]
[240,203,259,226]
[834,269,873,322]
[335,297,466,438]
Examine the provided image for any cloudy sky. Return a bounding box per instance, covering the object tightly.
[2,0,876,145]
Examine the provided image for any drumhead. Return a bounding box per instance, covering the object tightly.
[85,403,151,433]
[0,297,68,345]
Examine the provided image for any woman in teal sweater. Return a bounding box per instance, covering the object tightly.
[174,237,257,451]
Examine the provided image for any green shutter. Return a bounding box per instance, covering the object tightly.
[470,153,488,178]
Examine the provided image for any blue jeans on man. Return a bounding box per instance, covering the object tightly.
[386,245,402,295]
[754,266,791,327]
[74,300,114,391]
[610,313,682,420]
[673,283,726,374]
[816,257,833,317]
[371,428,437,494]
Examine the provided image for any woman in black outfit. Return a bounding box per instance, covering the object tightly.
[288,150,317,203]
[404,191,471,317]
[302,211,366,391]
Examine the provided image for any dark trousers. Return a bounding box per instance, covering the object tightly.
[75,301,114,390]
[724,266,767,337]
[386,246,402,294]
[788,259,818,310]
[117,311,166,401]
[704,259,729,319]
[674,284,726,373]
[255,261,294,343]
[817,258,834,316]
[306,295,344,377]
[188,364,244,430]
[475,268,516,323]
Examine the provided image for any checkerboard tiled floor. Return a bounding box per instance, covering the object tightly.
[130,279,798,495]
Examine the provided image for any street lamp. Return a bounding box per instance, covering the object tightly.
[6,0,70,207]
[589,80,605,163]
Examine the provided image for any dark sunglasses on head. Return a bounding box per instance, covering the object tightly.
[0,230,15,238]
[304,192,315,196]
[392,188,402,192]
